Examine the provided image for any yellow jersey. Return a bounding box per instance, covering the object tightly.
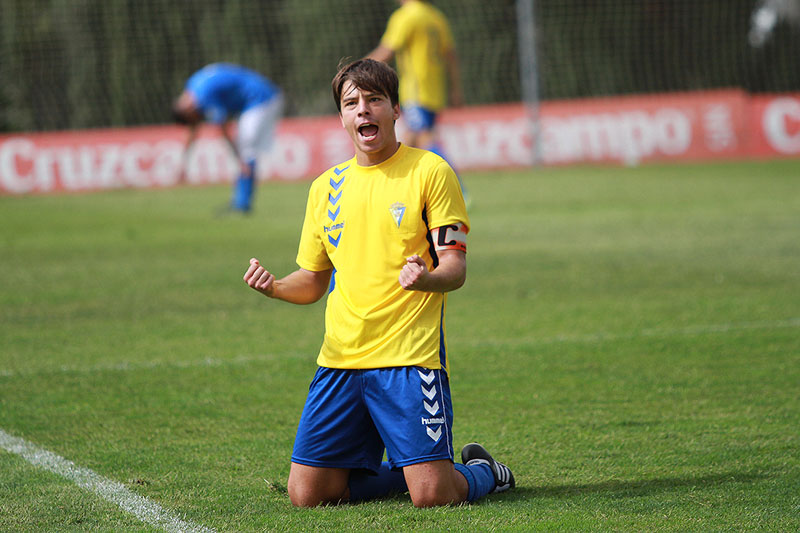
[296,144,469,372]
[380,0,456,111]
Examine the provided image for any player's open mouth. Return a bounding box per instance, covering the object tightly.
[358,124,379,141]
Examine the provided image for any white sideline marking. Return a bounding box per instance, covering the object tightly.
[0,352,302,378]
[0,429,215,533]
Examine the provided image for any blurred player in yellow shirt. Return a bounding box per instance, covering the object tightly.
[368,0,464,157]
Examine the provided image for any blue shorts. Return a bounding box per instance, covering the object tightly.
[402,105,437,133]
[291,366,455,472]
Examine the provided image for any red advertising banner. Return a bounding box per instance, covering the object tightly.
[438,90,752,168]
[748,93,800,157]
[0,120,353,195]
[1,90,798,195]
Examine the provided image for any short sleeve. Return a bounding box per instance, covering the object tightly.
[424,160,470,233]
[380,9,410,51]
[296,181,333,272]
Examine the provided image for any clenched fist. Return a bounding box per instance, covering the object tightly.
[243,258,276,296]
[399,254,429,291]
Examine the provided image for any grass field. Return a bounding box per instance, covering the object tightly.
[1,160,799,532]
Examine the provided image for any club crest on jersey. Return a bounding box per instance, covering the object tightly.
[389,202,406,227]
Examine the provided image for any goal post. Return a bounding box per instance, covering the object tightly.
[516,0,542,166]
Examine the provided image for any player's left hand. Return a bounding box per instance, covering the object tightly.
[244,258,276,296]
[399,255,428,291]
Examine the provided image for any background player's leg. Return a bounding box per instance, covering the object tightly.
[233,104,273,212]
[232,159,256,211]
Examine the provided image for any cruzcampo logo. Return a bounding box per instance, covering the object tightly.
[389,202,406,227]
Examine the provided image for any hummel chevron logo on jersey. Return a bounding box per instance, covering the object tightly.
[327,169,345,248]
[417,369,435,385]
[421,385,436,400]
[426,426,442,442]
[424,400,440,415]
[330,176,345,190]
[389,202,406,227]
[328,205,340,222]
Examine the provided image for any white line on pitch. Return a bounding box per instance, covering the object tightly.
[0,352,305,378]
[0,429,215,533]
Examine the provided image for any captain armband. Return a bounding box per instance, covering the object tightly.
[431,223,468,253]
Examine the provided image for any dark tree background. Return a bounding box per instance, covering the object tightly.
[1,0,798,132]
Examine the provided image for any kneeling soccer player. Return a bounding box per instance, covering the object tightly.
[243,58,514,507]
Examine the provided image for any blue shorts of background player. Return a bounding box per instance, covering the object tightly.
[291,366,505,503]
[403,105,438,134]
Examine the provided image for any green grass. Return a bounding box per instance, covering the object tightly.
[1,160,799,531]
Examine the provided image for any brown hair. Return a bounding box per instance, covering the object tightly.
[331,58,399,113]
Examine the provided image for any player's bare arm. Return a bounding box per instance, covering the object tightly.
[183,123,199,149]
[366,44,395,64]
[178,124,199,183]
[244,258,331,304]
[220,120,243,163]
[399,249,466,293]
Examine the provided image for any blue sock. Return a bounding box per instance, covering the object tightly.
[348,463,408,502]
[454,462,495,502]
[232,160,256,211]
[426,143,469,199]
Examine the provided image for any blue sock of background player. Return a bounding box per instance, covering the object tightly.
[347,461,495,502]
[427,142,471,208]
[232,159,257,211]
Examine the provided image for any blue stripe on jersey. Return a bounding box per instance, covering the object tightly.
[438,301,447,372]
[328,268,337,293]
[421,206,439,268]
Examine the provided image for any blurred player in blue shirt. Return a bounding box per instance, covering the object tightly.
[173,63,283,212]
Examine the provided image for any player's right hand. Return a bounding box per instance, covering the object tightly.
[244,258,276,297]
[399,254,429,291]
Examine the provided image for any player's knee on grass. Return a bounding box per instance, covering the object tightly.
[407,481,462,508]
[287,464,350,507]
[404,460,467,507]
[287,480,346,507]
